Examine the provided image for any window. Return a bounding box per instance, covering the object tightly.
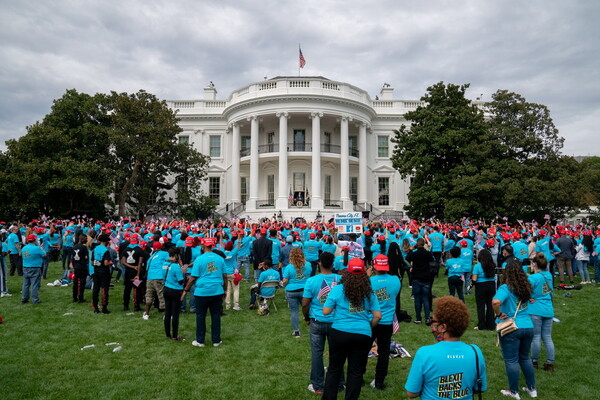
[209,177,220,202]
[293,129,305,151]
[267,132,275,152]
[241,136,251,156]
[378,177,389,206]
[209,135,221,158]
[324,175,331,204]
[177,175,189,201]
[324,132,332,152]
[377,135,389,158]
[350,177,358,204]
[178,136,189,145]
[267,175,275,204]
[349,135,358,157]
[241,177,247,203]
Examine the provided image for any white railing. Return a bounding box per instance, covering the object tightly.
[259,82,277,90]
[289,80,310,88]
[322,82,340,90]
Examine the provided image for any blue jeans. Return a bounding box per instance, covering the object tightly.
[194,294,223,344]
[309,320,345,392]
[0,256,8,294]
[575,259,591,281]
[237,256,250,280]
[499,328,536,394]
[594,256,600,281]
[41,255,49,279]
[286,290,303,331]
[412,280,431,321]
[22,267,42,303]
[530,315,555,363]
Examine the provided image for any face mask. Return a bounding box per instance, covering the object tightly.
[431,324,445,342]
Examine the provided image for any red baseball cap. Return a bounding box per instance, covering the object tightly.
[373,254,389,271]
[309,233,316,239]
[185,236,195,247]
[377,235,386,242]
[485,239,495,248]
[201,237,216,247]
[129,234,139,244]
[152,241,162,250]
[459,240,468,248]
[27,234,37,242]
[347,258,365,274]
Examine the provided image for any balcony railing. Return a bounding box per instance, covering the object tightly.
[240,144,358,157]
[257,199,275,209]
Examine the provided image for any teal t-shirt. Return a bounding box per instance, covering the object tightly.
[191,252,226,296]
[429,232,444,252]
[258,269,281,297]
[302,273,341,323]
[303,240,322,262]
[472,263,495,283]
[446,258,467,278]
[405,341,487,399]
[333,255,347,272]
[493,284,534,328]
[370,274,401,325]
[283,263,311,291]
[163,261,184,290]
[527,271,554,317]
[22,244,45,268]
[147,250,169,280]
[324,284,380,337]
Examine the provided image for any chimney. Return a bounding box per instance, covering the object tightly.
[204,81,217,100]
[379,83,394,100]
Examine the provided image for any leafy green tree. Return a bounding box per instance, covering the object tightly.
[106,90,211,217]
[391,82,490,220]
[0,90,113,219]
[391,84,583,221]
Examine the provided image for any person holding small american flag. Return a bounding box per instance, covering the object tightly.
[369,254,401,390]
[301,252,343,394]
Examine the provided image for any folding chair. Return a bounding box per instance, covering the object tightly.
[259,280,280,312]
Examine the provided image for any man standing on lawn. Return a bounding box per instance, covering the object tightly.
[21,234,45,304]
[7,226,23,277]
[91,234,113,314]
[184,237,227,347]
[121,234,146,311]
[301,251,343,394]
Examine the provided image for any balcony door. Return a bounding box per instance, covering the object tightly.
[293,129,305,151]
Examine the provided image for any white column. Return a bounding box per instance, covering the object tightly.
[276,112,289,209]
[310,112,324,210]
[358,122,368,204]
[230,123,241,204]
[340,116,351,209]
[247,115,259,210]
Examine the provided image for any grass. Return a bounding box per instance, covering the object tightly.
[0,262,598,400]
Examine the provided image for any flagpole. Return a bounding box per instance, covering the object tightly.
[298,43,301,76]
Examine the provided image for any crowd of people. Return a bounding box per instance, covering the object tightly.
[1,215,597,399]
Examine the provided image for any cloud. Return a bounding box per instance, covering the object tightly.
[1,0,598,154]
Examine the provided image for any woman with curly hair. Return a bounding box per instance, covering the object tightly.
[472,248,497,330]
[406,296,487,399]
[322,258,381,400]
[493,260,537,399]
[282,247,312,338]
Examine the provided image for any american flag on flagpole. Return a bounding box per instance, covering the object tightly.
[392,313,400,334]
[288,186,294,206]
[299,45,306,68]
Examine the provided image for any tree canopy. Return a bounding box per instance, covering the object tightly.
[0,89,211,220]
[391,82,584,221]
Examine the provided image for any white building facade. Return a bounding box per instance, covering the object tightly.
[167,76,424,220]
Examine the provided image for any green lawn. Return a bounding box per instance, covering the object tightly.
[0,262,597,400]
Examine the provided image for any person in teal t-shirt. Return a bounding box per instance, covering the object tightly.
[405,296,487,400]
[528,252,555,371]
[369,254,401,390]
[21,234,45,304]
[492,261,536,399]
[471,249,497,330]
[163,247,186,341]
[282,247,312,337]
[185,237,227,347]
[322,258,381,400]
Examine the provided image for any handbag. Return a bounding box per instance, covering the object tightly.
[469,345,483,400]
[496,300,521,337]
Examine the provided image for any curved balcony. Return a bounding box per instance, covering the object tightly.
[240,143,358,157]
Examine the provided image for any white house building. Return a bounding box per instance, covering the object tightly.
[166,76,425,220]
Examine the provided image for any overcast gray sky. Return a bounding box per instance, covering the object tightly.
[1,0,598,155]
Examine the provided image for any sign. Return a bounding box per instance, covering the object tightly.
[334,212,363,234]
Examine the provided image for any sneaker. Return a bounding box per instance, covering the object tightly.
[1,293,13,297]
[500,389,521,399]
[172,336,186,342]
[522,387,538,398]
[292,330,301,338]
[233,306,242,311]
[425,317,433,326]
[413,320,422,325]
[542,362,554,372]
[370,380,376,388]
[307,384,323,394]
[191,340,205,347]
[142,313,149,320]
[102,308,111,314]
[370,380,386,390]
[473,326,479,330]
[213,341,222,347]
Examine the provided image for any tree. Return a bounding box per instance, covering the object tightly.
[0,90,113,219]
[391,83,583,221]
[106,90,210,217]
[391,82,490,220]
[0,89,212,220]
